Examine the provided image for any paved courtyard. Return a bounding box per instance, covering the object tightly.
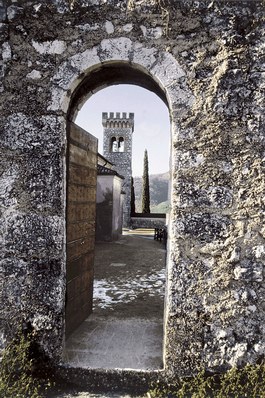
[64,230,166,371]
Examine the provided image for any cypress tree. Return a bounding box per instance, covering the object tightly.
[142,149,150,213]
[131,177,136,215]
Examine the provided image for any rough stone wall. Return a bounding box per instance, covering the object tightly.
[0,0,264,378]
[130,217,166,229]
[167,1,265,375]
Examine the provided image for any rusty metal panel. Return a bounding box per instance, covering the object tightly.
[66,122,98,338]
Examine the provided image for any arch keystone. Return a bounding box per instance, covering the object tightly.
[98,37,133,63]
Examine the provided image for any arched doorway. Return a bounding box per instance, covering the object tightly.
[65,66,171,369]
[65,84,170,369]
[49,39,193,370]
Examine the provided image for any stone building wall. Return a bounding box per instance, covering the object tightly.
[96,174,123,241]
[130,217,166,229]
[0,0,264,379]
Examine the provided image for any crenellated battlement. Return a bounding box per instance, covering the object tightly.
[102,112,134,130]
[102,112,134,120]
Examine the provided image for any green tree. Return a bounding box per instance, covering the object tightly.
[131,177,136,215]
[141,149,150,213]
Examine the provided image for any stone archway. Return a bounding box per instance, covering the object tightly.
[1,1,263,386]
[50,37,194,371]
[49,38,194,116]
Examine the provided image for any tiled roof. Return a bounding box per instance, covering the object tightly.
[97,165,124,179]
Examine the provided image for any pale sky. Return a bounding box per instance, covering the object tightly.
[75,84,170,177]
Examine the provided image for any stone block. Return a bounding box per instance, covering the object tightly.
[99,37,132,63]
[174,213,230,242]
[4,212,63,258]
[3,114,64,153]
[150,52,185,88]
[0,5,6,22]
[175,181,233,209]
[132,43,159,71]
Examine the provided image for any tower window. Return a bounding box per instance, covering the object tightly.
[111,137,118,152]
[118,137,124,152]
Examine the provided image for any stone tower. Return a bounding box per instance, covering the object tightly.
[102,112,134,227]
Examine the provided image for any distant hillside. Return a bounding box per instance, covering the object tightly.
[151,200,170,213]
[133,172,169,213]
